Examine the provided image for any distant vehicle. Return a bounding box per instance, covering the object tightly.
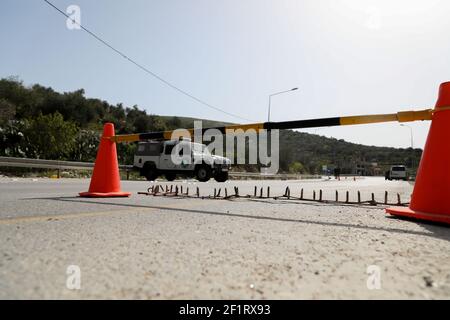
[133,139,231,182]
[385,165,408,181]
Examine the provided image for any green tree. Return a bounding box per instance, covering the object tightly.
[167,116,182,129]
[24,112,78,160]
[148,115,167,132]
[133,115,151,133]
[0,98,16,125]
[289,161,305,174]
[70,129,100,162]
[0,120,26,157]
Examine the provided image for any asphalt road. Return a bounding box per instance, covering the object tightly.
[0,177,449,299]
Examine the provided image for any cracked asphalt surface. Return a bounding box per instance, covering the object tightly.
[0,177,449,299]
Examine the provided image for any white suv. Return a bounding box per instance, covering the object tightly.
[133,139,231,182]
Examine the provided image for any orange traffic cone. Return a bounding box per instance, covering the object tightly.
[79,123,131,198]
[386,82,450,224]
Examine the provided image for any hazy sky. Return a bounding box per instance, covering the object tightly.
[1,0,450,149]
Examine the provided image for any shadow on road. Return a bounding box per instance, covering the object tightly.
[19,196,450,242]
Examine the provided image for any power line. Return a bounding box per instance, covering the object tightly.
[43,0,253,123]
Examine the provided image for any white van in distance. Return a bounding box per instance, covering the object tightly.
[386,165,408,181]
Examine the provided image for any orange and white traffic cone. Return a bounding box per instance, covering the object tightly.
[79,123,131,198]
[386,82,450,224]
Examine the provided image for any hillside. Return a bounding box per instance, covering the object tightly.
[0,77,422,174]
[159,115,233,130]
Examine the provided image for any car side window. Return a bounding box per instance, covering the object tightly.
[178,144,191,156]
[164,144,174,155]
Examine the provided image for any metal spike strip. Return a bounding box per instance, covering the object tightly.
[138,186,408,206]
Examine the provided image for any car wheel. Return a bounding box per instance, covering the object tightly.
[196,165,211,182]
[214,172,228,182]
[144,166,159,181]
[165,172,176,181]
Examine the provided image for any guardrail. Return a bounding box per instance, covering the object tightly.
[228,171,321,180]
[0,157,320,180]
[0,156,133,170]
[0,156,133,178]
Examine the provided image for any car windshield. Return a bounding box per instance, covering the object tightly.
[392,166,406,171]
[192,143,210,155]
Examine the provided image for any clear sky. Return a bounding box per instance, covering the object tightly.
[1,0,449,149]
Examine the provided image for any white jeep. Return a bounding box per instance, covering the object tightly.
[133,139,231,182]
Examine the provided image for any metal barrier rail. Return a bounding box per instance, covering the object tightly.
[227,172,321,180]
[0,157,132,177]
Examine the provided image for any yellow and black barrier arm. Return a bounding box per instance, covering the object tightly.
[110,108,433,143]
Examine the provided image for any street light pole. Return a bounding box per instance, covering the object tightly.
[400,124,414,149]
[268,87,298,122]
[268,95,272,123]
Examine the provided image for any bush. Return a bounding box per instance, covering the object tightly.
[289,161,305,174]
[23,112,78,160]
